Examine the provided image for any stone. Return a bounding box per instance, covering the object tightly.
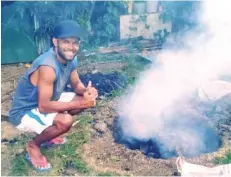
[1,121,22,139]
[91,69,98,74]
[110,155,120,161]
[94,122,107,133]
[1,144,7,153]
[16,148,24,155]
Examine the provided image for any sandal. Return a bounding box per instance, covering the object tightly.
[25,153,52,172]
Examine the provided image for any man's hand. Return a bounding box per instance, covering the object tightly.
[78,81,98,109]
[83,81,98,100]
[78,97,96,108]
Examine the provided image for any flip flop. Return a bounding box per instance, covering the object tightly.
[25,153,52,172]
[40,137,68,149]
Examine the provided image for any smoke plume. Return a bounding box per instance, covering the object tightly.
[118,0,230,158]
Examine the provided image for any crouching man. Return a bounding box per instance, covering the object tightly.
[9,20,98,171]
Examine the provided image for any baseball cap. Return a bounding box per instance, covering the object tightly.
[53,20,86,39]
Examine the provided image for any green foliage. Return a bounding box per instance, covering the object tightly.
[153,29,170,45]
[4,1,94,54]
[10,156,29,176]
[129,26,138,31]
[145,24,150,30]
[107,54,151,99]
[109,89,125,98]
[76,115,93,128]
[2,1,128,52]
[159,1,200,33]
[139,15,147,23]
[215,150,231,164]
[26,1,92,35]
[132,14,147,24]
[90,1,128,45]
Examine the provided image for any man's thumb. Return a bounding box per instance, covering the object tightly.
[87,81,92,88]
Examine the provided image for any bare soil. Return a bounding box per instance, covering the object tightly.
[79,99,231,176]
[1,64,231,176]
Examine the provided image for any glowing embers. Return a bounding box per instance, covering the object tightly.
[113,112,222,159]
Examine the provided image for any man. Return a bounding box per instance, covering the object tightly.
[9,20,98,171]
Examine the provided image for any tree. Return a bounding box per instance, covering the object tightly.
[160,1,200,34]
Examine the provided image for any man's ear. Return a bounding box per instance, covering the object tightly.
[52,37,58,47]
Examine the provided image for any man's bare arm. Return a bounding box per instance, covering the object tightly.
[38,66,94,113]
[70,70,98,98]
[70,69,87,95]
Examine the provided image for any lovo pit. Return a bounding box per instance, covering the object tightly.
[65,71,128,96]
[112,99,223,159]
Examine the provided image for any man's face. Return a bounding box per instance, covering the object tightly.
[55,37,80,61]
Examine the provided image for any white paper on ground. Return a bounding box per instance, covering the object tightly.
[176,156,231,177]
[198,80,231,102]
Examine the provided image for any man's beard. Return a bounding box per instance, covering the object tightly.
[58,48,76,62]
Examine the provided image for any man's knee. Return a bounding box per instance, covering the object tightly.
[54,113,73,132]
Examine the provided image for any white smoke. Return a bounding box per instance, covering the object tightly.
[118,0,230,158]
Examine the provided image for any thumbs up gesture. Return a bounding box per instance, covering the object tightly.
[87,81,92,90]
[83,81,98,100]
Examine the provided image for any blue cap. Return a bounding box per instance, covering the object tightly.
[53,20,86,39]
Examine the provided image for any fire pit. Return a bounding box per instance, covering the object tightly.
[112,105,222,159]
[65,71,128,96]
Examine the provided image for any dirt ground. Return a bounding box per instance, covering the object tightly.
[79,98,231,176]
[1,64,231,176]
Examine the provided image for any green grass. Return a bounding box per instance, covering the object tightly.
[81,53,151,100]
[215,149,231,164]
[97,172,121,176]
[80,53,128,66]
[10,155,29,176]
[109,55,150,98]
[109,89,125,98]
[9,115,93,176]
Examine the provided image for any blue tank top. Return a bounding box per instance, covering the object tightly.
[9,48,78,126]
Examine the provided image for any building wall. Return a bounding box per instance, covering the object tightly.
[120,13,171,40]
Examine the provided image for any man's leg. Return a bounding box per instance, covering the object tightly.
[26,113,73,168]
[68,95,85,115]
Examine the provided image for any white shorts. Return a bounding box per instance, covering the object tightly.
[16,92,76,134]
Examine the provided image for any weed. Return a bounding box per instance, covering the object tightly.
[215,149,231,164]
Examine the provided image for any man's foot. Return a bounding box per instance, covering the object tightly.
[26,141,52,171]
[41,137,67,148]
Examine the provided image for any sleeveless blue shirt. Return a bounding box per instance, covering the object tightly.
[9,48,78,126]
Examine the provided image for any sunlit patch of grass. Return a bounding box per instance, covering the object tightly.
[215,149,231,164]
